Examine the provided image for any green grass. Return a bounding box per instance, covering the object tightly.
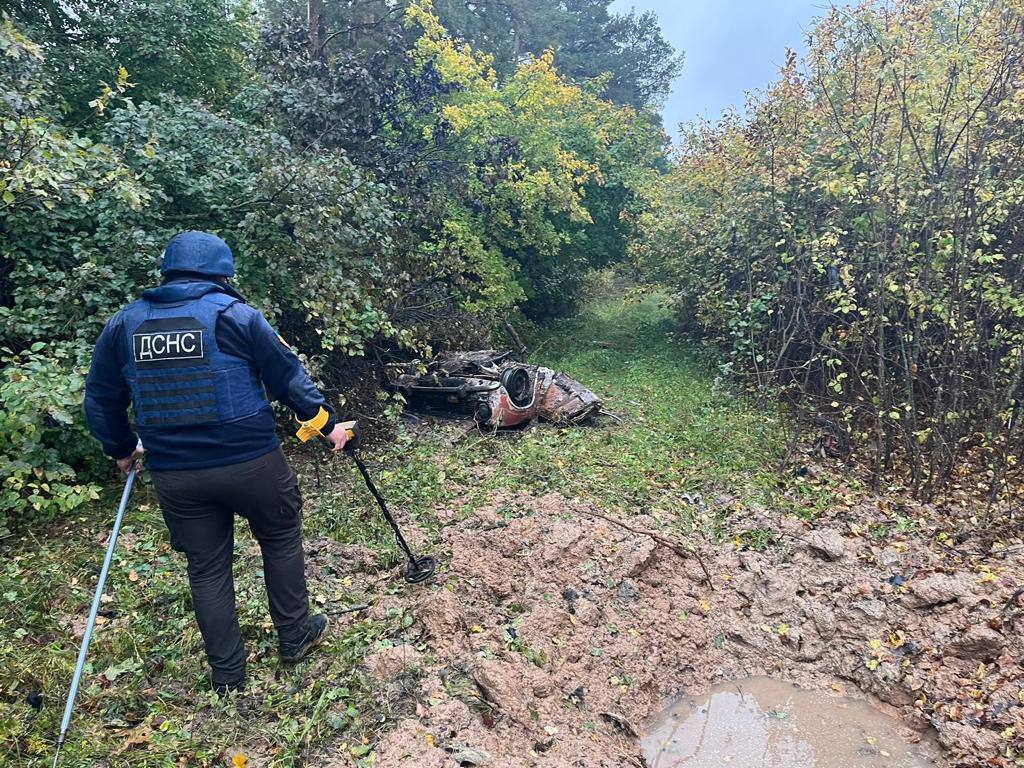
[0,290,843,767]
[312,291,835,541]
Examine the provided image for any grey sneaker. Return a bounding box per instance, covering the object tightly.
[279,614,329,663]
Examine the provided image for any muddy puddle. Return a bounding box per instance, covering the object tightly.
[641,677,941,768]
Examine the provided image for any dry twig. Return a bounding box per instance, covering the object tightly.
[580,506,715,589]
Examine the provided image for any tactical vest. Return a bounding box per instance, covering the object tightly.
[120,292,269,431]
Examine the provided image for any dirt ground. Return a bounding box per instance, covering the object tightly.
[317,488,1023,768]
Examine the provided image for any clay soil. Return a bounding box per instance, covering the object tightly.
[322,490,1023,768]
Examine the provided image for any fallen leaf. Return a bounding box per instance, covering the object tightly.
[111,732,150,756]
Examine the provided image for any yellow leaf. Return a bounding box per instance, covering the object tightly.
[232,754,248,768]
[469,625,484,634]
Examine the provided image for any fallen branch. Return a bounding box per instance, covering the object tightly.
[504,319,528,356]
[581,506,714,589]
[1001,586,1023,631]
[325,603,371,617]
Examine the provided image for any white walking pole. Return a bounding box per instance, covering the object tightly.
[52,462,139,768]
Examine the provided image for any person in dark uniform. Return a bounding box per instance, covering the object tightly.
[84,230,349,695]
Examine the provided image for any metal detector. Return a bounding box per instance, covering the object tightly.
[312,420,436,584]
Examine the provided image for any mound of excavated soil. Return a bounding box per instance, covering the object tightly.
[332,492,1023,767]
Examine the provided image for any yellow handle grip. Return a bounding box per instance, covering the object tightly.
[295,406,330,443]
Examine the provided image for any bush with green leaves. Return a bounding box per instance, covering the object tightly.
[633,0,1024,498]
[0,18,150,529]
[0,346,102,534]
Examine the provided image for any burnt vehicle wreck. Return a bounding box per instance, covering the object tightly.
[389,351,601,429]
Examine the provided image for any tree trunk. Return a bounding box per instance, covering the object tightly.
[307,0,324,59]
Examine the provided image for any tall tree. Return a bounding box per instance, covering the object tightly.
[257,0,682,109]
[432,0,682,109]
[3,0,255,121]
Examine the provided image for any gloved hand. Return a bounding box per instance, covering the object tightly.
[116,440,145,473]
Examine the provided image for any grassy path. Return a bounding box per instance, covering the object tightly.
[0,292,837,766]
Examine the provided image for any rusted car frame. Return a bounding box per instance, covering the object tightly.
[390,350,601,428]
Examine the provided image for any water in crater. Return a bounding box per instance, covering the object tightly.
[641,677,941,768]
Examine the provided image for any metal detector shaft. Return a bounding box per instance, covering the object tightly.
[53,463,138,767]
[314,429,434,583]
[347,451,419,563]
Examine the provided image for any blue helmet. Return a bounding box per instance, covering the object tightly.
[159,231,235,278]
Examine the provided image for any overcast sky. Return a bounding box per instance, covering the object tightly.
[609,0,837,137]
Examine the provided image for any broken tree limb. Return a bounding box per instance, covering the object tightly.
[326,603,371,617]
[503,319,528,356]
[581,505,714,589]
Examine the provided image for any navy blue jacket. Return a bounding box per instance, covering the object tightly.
[85,279,336,471]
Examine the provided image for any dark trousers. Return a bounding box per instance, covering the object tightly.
[150,447,310,685]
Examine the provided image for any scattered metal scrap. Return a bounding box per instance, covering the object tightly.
[389,350,602,429]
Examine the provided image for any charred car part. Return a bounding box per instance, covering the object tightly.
[390,350,601,428]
